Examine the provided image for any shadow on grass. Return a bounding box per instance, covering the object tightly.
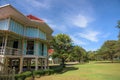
[59,66,79,74]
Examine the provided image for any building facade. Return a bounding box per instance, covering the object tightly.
[0,4,53,73]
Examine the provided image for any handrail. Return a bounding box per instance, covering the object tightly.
[0,47,22,56]
[0,47,38,56]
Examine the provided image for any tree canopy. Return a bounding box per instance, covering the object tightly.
[50,34,73,67]
[96,40,120,62]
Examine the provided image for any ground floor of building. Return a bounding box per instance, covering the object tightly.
[0,56,48,73]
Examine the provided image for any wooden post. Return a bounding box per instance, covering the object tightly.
[3,33,8,55]
[19,57,23,73]
[44,58,47,69]
[35,57,38,70]
[41,58,43,69]
[12,67,15,80]
[1,37,5,55]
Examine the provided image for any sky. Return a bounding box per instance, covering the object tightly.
[0,0,120,51]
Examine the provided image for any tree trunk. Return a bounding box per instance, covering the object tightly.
[60,58,65,67]
[78,58,80,63]
[111,57,113,63]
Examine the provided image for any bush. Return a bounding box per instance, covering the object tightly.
[44,69,54,75]
[15,66,63,79]
[15,71,32,80]
[33,70,45,77]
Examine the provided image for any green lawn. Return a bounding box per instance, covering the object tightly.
[36,61,120,80]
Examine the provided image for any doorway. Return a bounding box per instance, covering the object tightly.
[26,41,34,55]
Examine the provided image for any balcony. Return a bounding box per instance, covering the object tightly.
[0,47,22,56]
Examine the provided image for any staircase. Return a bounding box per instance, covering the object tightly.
[0,62,15,80]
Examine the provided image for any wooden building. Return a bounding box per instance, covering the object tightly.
[0,4,53,73]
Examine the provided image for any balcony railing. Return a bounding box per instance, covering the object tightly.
[0,47,22,56]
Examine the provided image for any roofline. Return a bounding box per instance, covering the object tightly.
[0,4,10,8]
[0,4,53,33]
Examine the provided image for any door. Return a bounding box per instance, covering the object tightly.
[26,41,34,55]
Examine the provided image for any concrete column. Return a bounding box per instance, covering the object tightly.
[19,57,23,73]
[35,57,38,70]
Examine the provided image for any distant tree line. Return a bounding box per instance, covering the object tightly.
[88,40,120,62]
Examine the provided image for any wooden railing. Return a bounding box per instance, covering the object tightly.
[0,47,22,56]
[0,47,38,56]
[0,62,15,80]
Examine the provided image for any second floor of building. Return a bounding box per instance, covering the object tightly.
[0,4,53,41]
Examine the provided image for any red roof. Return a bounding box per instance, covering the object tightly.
[27,15,44,22]
[48,49,54,55]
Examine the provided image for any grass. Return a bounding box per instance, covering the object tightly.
[35,61,120,80]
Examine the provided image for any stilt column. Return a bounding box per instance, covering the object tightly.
[35,57,38,70]
[44,58,47,69]
[19,57,23,73]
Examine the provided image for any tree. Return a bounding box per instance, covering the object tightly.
[87,51,97,61]
[50,34,73,67]
[98,40,117,62]
[72,46,86,63]
[114,40,120,58]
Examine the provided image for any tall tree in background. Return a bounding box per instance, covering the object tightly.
[114,40,120,58]
[72,46,86,63]
[50,34,73,67]
[87,51,97,61]
[98,40,117,62]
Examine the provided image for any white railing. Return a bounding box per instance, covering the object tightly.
[0,47,22,56]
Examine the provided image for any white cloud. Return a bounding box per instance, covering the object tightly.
[14,0,51,12]
[70,14,94,28]
[78,30,100,42]
[102,33,111,38]
[43,18,68,32]
[49,24,68,32]
[25,0,51,8]
[70,35,87,45]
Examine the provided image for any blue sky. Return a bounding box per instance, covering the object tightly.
[0,0,120,51]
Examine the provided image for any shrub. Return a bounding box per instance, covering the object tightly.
[15,71,32,80]
[33,70,45,77]
[15,66,63,79]
[44,69,54,75]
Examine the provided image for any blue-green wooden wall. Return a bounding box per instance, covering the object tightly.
[0,19,9,30]
[9,19,24,35]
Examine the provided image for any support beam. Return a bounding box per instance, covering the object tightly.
[1,37,5,55]
[4,57,8,66]
[3,33,8,55]
[35,57,38,70]
[19,57,23,73]
[9,58,12,68]
[41,58,43,69]
[44,58,47,69]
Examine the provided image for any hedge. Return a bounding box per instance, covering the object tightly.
[15,66,63,80]
[15,71,32,80]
